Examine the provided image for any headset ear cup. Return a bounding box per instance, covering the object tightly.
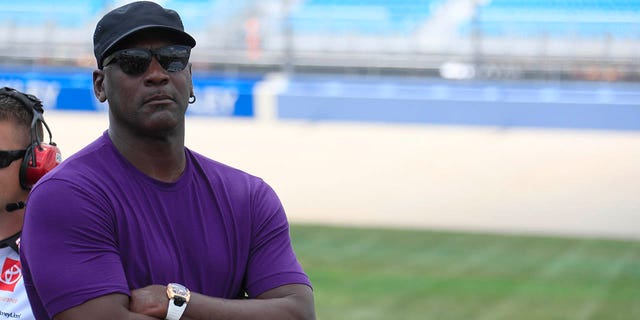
[19,145,34,190]
[19,143,62,190]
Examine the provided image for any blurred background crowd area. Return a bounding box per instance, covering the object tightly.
[0,0,638,82]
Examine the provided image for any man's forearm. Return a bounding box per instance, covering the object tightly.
[183,285,315,320]
[130,284,315,320]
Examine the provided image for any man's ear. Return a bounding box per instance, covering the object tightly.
[93,69,107,102]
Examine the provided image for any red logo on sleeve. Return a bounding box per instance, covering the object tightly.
[0,258,22,292]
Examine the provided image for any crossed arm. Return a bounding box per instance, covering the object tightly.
[54,283,315,320]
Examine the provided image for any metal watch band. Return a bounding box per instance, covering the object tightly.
[166,298,187,320]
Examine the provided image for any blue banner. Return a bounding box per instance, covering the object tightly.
[0,66,259,117]
[277,75,640,131]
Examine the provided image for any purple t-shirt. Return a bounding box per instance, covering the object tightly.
[20,131,311,319]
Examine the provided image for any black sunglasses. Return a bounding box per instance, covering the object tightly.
[0,149,26,169]
[103,45,191,75]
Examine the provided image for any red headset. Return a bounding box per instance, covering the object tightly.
[0,87,62,190]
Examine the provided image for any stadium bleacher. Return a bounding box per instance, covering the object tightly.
[164,0,250,32]
[288,0,444,35]
[0,0,109,28]
[465,0,640,38]
[0,0,637,80]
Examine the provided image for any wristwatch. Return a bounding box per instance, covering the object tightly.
[166,283,191,320]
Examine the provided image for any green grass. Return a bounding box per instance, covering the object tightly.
[290,224,640,320]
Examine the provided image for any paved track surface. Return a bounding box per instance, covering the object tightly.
[47,111,640,240]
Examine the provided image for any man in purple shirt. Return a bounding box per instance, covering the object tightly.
[19,2,314,319]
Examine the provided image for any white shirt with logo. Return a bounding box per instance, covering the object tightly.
[0,247,33,319]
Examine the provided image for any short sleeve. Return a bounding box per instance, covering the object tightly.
[244,179,311,297]
[20,178,130,318]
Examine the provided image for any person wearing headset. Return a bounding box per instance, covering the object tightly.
[0,87,61,320]
[20,2,314,320]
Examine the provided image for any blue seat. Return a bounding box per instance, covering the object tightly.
[464,0,640,38]
[289,0,444,35]
[0,0,108,27]
[164,0,250,32]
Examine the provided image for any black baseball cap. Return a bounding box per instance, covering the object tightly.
[93,1,196,69]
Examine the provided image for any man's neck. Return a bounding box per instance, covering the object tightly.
[108,128,186,183]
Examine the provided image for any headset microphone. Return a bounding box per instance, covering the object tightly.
[5,202,25,212]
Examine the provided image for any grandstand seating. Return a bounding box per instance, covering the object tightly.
[2,0,637,40]
[0,0,638,78]
[0,0,249,33]
[464,0,640,38]
[0,0,109,28]
[164,0,251,32]
[288,0,445,35]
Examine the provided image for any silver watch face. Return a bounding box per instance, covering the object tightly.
[170,283,189,296]
[167,282,191,306]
